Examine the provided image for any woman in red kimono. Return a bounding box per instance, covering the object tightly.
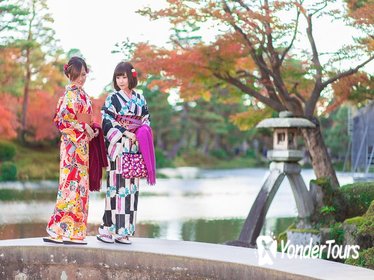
[44,56,97,244]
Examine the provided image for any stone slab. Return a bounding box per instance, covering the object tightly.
[0,237,373,279]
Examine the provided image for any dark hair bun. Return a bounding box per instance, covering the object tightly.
[64,56,88,81]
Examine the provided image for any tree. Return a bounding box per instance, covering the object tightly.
[0,0,67,143]
[325,72,373,113]
[0,0,27,96]
[15,0,59,143]
[27,90,59,141]
[137,0,374,188]
[345,0,373,30]
[321,106,350,162]
[0,47,24,96]
[0,0,28,44]
[113,35,253,160]
[137,77,177,153]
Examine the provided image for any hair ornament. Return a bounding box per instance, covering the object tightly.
[131,68,137,77]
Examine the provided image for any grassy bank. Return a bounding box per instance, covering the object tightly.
[173,150,265,169]
[0,188,57,201]
[13,142,60,180]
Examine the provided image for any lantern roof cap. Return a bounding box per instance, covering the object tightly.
[256,111,316,129]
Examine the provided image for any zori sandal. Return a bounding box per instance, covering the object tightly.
[115,236,132,245]
[43,237,63,244]
[63,239,87,245]
[96,234,114,244]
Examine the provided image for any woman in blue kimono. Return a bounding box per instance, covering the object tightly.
[97,61,150,244]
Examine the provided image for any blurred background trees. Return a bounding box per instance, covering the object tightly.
[0,0,372,180]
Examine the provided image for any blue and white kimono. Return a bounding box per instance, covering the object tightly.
[100,90,150,237]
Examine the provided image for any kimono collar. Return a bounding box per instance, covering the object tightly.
[66,83,84,91]
[66,84,89,97]
[119,89,134,100]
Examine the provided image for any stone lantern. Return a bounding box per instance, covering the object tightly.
[230,111,316,248]
[265,111,314,162]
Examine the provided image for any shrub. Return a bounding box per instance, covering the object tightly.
[0,141,16,161]
[210,149,228,159]
[0,161,17,181]
[345,247,374,269]
[343,201,374,255]
[175,149,217,167]
[311,179,374,224]
[245,149,256,159]
[155,148,173,168]
[341,182,374,218]
[357,200,374,241]
[329,222,344,245]
[311,177,346,223]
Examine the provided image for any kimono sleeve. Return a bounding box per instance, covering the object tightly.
[101,94,126,160]
[141,95,151,126]
[54,90,87,143]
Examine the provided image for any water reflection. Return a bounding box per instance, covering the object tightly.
[0,168,352,243]
[0,223,161,241]
[0,217,295,244]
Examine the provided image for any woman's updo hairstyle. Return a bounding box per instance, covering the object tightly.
[64,56,88,81]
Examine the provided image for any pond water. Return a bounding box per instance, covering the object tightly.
[0,168,353,244]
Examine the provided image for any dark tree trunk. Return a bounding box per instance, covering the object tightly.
[196,127,201,147]
[156,130,165,150]
[202,134,210,155]
[20,47,31,144]
[167,104,188,159]
[168,139,184,159]
[301,119,340,189]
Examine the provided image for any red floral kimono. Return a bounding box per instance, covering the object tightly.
[46,84,92,240]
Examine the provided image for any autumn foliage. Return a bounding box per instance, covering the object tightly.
[0,89,106,141]
[137,1,372,115]
[134,0,373,188]
[326,72,373,113]
[91,94,106,125]
[27,90,61,141]
[0,95,19,139]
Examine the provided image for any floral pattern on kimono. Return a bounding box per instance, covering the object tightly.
[47,84,92,240]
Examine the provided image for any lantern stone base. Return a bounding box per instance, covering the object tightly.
[267,149,304,161]
[232,161,315,247]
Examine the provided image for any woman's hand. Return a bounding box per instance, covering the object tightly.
[124,131,137,142]
[85,125,95,141]
[93,128,99,138]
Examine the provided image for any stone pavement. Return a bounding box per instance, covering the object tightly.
[0,237,373,279]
